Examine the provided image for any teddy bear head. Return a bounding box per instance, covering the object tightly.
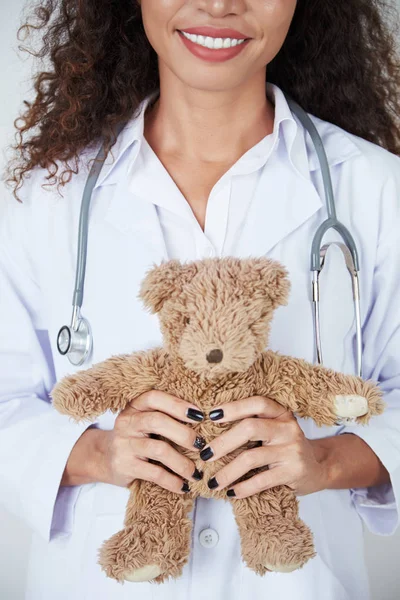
[139,257,290,378]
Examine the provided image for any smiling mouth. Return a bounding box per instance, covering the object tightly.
[177,30,251,50]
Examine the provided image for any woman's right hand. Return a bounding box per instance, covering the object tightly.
[95,390,207,494]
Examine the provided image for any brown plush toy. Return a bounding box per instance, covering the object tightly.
[51,257,384,584]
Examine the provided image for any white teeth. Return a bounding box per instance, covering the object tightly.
[181,31,246,49]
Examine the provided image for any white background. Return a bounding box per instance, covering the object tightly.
[1,1,400,598]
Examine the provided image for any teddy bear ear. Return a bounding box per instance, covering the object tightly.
[139,260,198,313]
[249,258,291,309]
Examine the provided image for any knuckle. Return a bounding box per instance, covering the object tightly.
[143,437,158,457]
[114,410,130,430]
[137,389,152,404]
[288,444,305,470]
[258,396,270,413]
[150,440,165,459]
[145,411,162,432]
[145,389,160,406]
[289,439,302,457]
[286,419,302,439]
[242,418,257,438]
[241,450,258,470]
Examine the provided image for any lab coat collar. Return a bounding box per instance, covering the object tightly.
[93,82,360,191]
[99,82,362,260]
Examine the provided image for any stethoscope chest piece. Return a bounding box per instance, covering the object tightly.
[57,311,93,366]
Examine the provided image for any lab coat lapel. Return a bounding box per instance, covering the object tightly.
[102,169,168,264]
[233,110,362,259]
[233,141,323,258]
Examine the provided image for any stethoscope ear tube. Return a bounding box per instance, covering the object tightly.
[285,93,363,385]
[312,242,363,377]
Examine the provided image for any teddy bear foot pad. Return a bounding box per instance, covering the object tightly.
[263,561,305,573]
[334,395,368,417]
[123,564,162,582]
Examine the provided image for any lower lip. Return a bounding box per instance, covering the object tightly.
[177,31,250,63]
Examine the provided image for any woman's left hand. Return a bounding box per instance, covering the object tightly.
[201,396,328,499]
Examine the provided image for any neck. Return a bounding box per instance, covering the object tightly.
[143,68,275,165]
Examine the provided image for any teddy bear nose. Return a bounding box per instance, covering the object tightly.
[206,349,223,364]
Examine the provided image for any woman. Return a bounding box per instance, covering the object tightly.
[1,0,400,598]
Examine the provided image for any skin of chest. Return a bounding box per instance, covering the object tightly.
[148,151,235,230]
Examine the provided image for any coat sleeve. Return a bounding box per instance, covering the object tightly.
[336,154,400,536]
[0,173,94,542]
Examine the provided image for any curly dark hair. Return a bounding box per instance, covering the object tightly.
[3,0,400,202]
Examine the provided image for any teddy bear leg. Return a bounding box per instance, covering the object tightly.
[230,484,315,575]
[98,480,194,584]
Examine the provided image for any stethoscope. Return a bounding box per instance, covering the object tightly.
[57,88,363,383]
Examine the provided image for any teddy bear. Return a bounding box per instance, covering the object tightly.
[51,257,384,584]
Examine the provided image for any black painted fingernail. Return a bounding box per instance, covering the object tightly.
[207,477,219,489]
[227,489,236,497]
[181,482,190,493]
[193,436,207,450]
[200,446,214,461]
[209,409,224,421]
[192,468,203,481]
[186,408,204,422]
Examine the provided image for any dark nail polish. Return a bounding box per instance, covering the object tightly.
[187,408,204,422]
[192,468,203,481]
[193,436,207,450]
[227,489,236,497]
[209,409,224,421]
[207,477,219,490]
[200,446,214,461]
[181,482,190,493]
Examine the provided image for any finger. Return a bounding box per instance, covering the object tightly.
[225,468,289,500]
[207,446,283,491]
[129,390,205,423]
[138,438,203,483]
[135,410,207,452]
[134,458,191,495]
[200,418,279,462]
[208,396,291,423]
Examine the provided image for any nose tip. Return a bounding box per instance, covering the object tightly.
[206,349,223,364]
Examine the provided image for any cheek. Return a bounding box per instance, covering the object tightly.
[140,0,185,55]
[254,0,297,64]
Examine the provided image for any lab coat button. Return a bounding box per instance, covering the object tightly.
[199,528,219,548]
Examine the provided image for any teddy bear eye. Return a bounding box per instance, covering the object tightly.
[184,316,190,325]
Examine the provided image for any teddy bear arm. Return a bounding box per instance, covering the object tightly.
[51,349,163,422]
[275,355,384,427]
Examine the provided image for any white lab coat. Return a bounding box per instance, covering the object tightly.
[1,87,400,600]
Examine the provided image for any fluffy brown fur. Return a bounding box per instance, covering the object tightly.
[51,257,384,584]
